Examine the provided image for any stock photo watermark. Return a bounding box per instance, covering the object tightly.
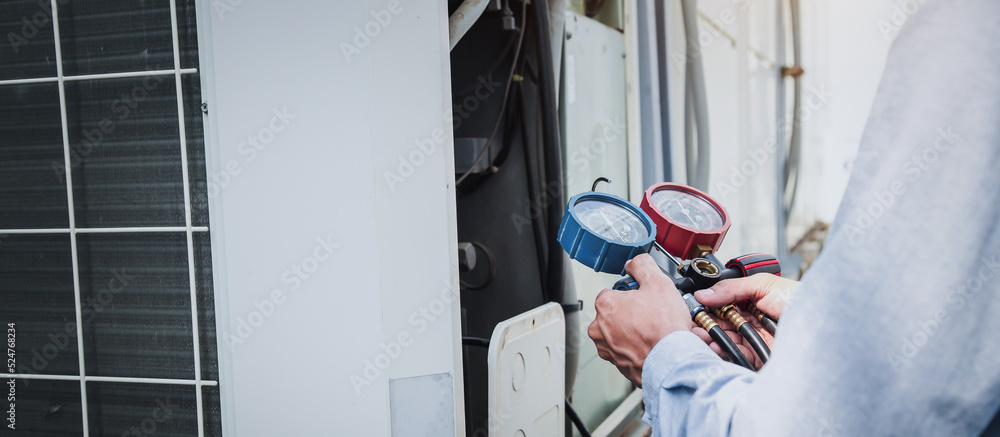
[6,323,15,430]
[119,397,179,437]
[207,107,296,198]
[509,116,625,233]
[51,75,170,183]
[384,125,448,192]
[671,0,750,69]
[6,0,66,54]
[714,85,834,200]
[887,250,999,372]
[842,127,960,244]
[877,0,929,41]
[223,235,339,349]
[13,269,135,383]
[340,1,404,64]
[349,278,456,395]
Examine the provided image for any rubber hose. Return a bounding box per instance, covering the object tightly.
[709,325,753,370]
[738,323,771,364]
[759,315,778,336]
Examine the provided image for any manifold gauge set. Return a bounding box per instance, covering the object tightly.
[557,180,781,370]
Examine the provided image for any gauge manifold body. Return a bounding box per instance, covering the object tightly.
[640,183,731,260]
[558,192,655,275]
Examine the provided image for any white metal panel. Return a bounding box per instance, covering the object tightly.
[199,0,463,435]
[487,303,565,437]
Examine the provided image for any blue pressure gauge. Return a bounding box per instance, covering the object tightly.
[557,191,656,275]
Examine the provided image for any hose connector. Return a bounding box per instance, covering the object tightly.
[683,293,718,331]
[682,292,705,317]
[714,304,750,330]
[745,302,766,323]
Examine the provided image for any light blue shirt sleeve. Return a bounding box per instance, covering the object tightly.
[641,332,755,437]
[639,0,1000,435]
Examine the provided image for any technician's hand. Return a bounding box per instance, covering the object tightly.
[587,254,693,387]
[690,274,799,367]
[696,273,799,320]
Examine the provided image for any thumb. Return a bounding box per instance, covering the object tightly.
[694,274,781,311]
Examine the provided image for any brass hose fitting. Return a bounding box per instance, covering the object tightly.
[713,304,750,329]
[745,302,766,323]
[693,311,718,331]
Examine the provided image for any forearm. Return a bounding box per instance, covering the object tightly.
[642,331,757,436]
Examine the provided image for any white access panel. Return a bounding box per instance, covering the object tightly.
[488,303,566,437]
[197,0,464,435]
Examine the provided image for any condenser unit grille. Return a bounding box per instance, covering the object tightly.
[0,0,221,435]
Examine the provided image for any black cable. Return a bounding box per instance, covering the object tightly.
[759,315,778,336]
[738,323,771,365]
[519,81,549,297]
[708,326,754,371]
[456,0,527,187]
[454,32,518,97]
[462,337,491,348]
[531,0,565,305]
[565,398,592,437]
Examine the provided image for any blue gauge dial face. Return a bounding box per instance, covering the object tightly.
[573,199,650,243]
[650,189,724,231]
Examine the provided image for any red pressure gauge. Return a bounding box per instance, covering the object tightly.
[640,183,731,259]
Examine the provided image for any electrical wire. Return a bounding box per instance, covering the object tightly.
[456,0,528,187]
[565,398,592,437]
[462,337,491,348]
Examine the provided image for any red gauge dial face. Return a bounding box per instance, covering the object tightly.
[641,183,731,259]
[649,189,725,231]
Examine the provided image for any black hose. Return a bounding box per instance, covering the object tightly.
[519,81,549,296]
[462,337,491,348]
[759,315,778,336]
[565,398,592,437]
[738,323,771,365]
[531,0,565,304]
[708,326,754,370]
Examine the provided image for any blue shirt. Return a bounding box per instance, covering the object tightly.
[641,0,1000,435]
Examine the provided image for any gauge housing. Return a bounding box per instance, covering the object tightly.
[640,183,731,259]
[557,192,656,274]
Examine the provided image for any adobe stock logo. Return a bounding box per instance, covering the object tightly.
[340,1,405,64]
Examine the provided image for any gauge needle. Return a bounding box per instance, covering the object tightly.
[675,199,697,226]
[598,210,627,241]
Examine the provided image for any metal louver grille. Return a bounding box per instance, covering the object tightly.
[0,0,221,435]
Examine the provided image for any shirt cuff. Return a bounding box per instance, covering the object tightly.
[641,330,719,399]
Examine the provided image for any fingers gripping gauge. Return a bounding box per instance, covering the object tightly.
[640,183,731,260]
[557,192,656,275]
